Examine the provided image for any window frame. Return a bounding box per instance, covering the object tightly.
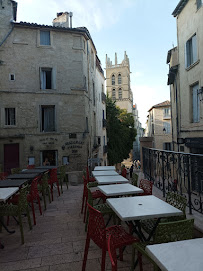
[185,34,198,68]
[40,30,51,46]
[163,122,171,134]
[192,83,200,123]
[112,74,115,85]
[5,108,16,126]
[118,73,122,84]
[40,67,56,90]
[118,88,122,99]
[40,105,56,132]
[112,88,116,100]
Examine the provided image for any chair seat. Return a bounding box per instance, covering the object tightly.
[92,190,106,200]
[106,225,137,248]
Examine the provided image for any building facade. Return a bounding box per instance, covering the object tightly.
[168,0,203,153]
[145,101,172,150]
[132,104,144,160]
[0,0,107,172]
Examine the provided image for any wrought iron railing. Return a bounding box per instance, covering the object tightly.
[142,147,203,215]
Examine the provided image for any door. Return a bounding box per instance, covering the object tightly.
[4,143,19,173]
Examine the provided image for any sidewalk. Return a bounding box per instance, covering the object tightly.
[0,183,154,271]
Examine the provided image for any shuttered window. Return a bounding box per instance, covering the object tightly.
[40,31,50,45]
[41,105,55,132]
[185,34,197,68]
[192,83,200,123]
[5,108,16,125]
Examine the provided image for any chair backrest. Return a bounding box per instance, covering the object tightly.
[11,168,21,174]
[166,192,187,216]
[139,179,153,195]
[27,165,35,169]
[132,173,138,186]
[121,168,127,178]
[86,166,90,182]
[29,176,40,199]
[50,168,57,182]
[108,235,117,271]
[154,219,194,244]
[86,182,98,206]
[18,186,29,211]
[87,203,106,248]
[0,172,8,180]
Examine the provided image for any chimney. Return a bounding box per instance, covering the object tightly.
[69,12,73,28]
[53,12,70,28]
[115,53,117,65]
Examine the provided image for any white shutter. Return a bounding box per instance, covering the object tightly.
[193,84,200,122]
[192,34,197,63]
[52,67,56,89]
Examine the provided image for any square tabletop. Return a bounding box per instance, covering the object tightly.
[98,183,143,196]
[0,187,19,202]
[7,173,39,179]
[94,166,115,171]
[92,170,119,177]
[0,179,29,188]
[95,175,129,185]
[107,195,183,221]
[21,168,48,174]
[35,166,57,170]
[145,238,203,271]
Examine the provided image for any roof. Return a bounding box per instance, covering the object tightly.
[172,0,189,17]
[148,100,171,112]
[12,22,97,52]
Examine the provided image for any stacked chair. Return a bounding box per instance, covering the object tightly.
[131,172,138,187]
[58,165,68,193]
[11,168,21,174]
[48,168,60,201]
[139,179,153,196]
[38,173,51,210]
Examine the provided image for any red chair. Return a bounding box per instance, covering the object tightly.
[82,176,106,223]
[48,168,60,201]
[86,166,95,182]
[27,165,35,169]
[108,235,117,271]
[121,167,127,178]
[0,172,8,180]
[139,179,153,195]
[82,203,139,271]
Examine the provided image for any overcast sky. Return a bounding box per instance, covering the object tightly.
[16,0,179,126]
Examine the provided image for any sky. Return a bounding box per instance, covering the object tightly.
[16,0,179,127]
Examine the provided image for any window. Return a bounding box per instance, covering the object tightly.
[40,150,57,166]
[164,108,170,118]
[118,74,122,84]
[85,117,89,132]
[40,31,50,45]
[185,34,197,68]
[164,143,172,151]
[118,88,122,99]
[112,88,116,100]
[9,73,15,81]
[192,83,200,123]
[40,68,56,89]
[163,122,171,134]
[5,108,16,125]
[196,0,202,9]
[41,105,55,132]
[112,75,115,85]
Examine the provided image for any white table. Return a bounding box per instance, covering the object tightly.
[92,170,119,177]
[0,187,19,202]
[107,195,183,241]
[146,238,203,271]
[95,175,129,185]
[98,183,143,196]
[94,166,115,171]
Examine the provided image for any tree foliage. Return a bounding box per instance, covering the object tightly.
[106,97,137,165]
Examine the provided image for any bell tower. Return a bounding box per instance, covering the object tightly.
[106,51,133,113]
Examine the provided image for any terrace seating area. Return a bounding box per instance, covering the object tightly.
[0,167,202,271]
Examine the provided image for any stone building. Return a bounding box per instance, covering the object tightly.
[167,0,203,154]
[0,0,107,172]
[145,101,172,150]
[106,52,133,113]
[132,104,144,160]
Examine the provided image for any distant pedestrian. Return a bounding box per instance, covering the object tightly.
[130,164,134,178]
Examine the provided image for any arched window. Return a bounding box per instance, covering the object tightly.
[118,74,122,84]
[118,88,122,99]
[112,88,116,100]
[112,74,115,85]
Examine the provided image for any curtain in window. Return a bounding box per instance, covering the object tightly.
[40,31,50,45]
[40,70,46,90]
[193,84,200,123]
[43,107,55,131]
[5,108,15,125]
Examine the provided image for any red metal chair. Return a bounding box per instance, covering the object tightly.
[82,176,106,223]
[0,172,8,180]
[139,179,153,195]
[48,168,60,201]
[82,203,139,271]
[86,166,95,182]
[121,167,127,178]
[108,235,117,271]
[27,165,35,169]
